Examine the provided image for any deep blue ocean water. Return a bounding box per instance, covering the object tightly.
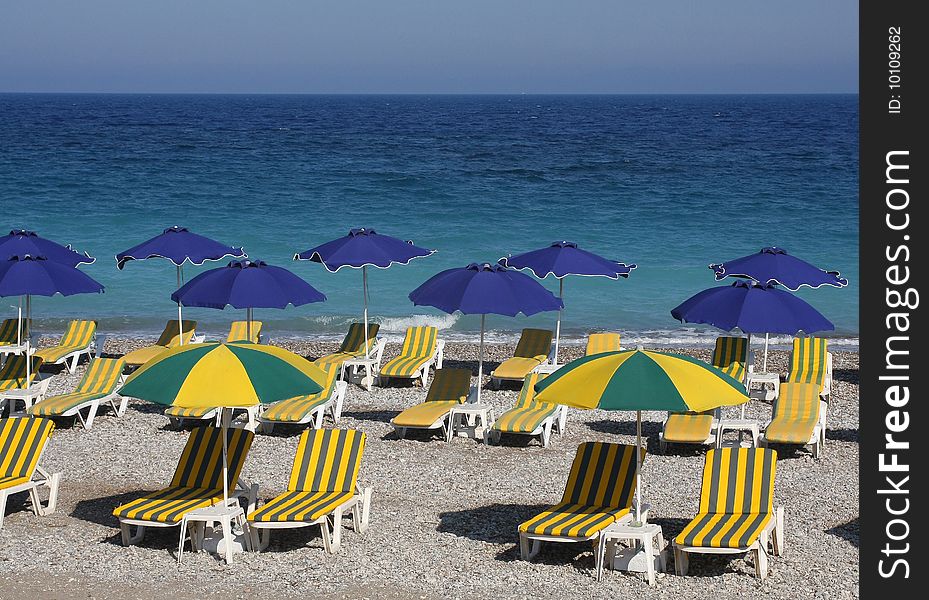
[0,94,858,347]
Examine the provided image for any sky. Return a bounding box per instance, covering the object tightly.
[1,1,858,94]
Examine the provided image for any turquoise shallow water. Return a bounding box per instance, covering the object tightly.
[0,94,858,347]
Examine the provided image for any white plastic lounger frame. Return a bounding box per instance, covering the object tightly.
[520,509,646,561]
[486,404,568,448]
[248,484,372,554]
[674,508,785,580]
[168,406,260,432]
[340,338,386,387]
[0,376,53,415]
[758,399,829,459]
[0,443,61,529]
[379,339,445,388]
[37,379,128,431]
[256,380,349,434]
[34,333,105,375]
[657,408,722,454]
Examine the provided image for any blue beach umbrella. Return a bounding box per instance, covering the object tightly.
[409,262,563,401]
[295,228,435,356]
[116,226,246,345]
[0,230,96,267]
[709,246,848,291]
[671,280,834,370]
[0,255,105,383]
[500,241,635,363]
[171,259,327,340]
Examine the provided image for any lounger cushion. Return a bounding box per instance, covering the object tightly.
[249,490,355,523]
[518,502,631,538]
[713,336,748,382]
[392,400,458,427]
[663,412,714,443]
[261,363,339,423]
[30,357,124,417]
[123,345,172,367]
[380,326,438,378]
[0,475,32,489]
[0,417,55,490]
[164,405,216,419]
[112,486,224,524]
[787,337,828,387]
[586,333,621,356]
[314,350,364,369]
[492,356,546,380]
[0,318,30,346]
[0,355,43,391]
[676,512,773,549]
[227,321,262,343]
[493,405,556,433]
[34,320,96,364]
[34,345,85,364]
[30,392,107,417]
[764,382,820,444]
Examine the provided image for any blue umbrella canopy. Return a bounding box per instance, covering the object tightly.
[409,262,563,400]
[709,246,848,291]
[499,241,636,363]
[172,259,326,309]
[0,230,95,267]
[116,226,245,270]
[294,227,434,271]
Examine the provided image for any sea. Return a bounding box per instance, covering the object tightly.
[0,94,859,349]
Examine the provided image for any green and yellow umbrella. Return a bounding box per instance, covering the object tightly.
[120,342,327,504]
[534,349,749,522]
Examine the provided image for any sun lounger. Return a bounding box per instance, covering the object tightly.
[113,425,256,547]
[487,373,566,447]
[33,320,99,373]
[659,336,750,451]
[673,447,784,580]
[248,428,371,553]
[379,326,444,387]
[226,320,263,343]
[0,318,31,357]
[390,368,472,440]
[787,336,832,400]
[314,322,381,369]
[0,355,50,414]
[585,332,621,355]
[28,358,126,429]
[491,329,552,387]
[518,442,643,561]
[0,417,61,528]
[256,363,348,433]
[122,320,199,368]
[759,382,827,458]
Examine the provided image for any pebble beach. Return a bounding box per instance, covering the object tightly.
[0,337,860,600]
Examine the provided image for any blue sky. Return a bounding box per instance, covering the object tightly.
[1,1,858,93]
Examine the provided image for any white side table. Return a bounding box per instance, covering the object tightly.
[178,503,250,564]
[341,357,379,390]
[598,521,667,585]
[2,381,51,415]
[447,403,495,443]
[533,363,562,375]
[716,418,761,449]
[746,372,781,401]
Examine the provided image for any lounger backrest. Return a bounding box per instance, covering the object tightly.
[156,320,198,347]
[76,358,125,394]
[170,426,254,491]
[340,322,380,353]
[58,319,97,349]
[514,329,553,359]
[0,355,43,391]
[0,318,30,345]
[514,372,550,408]
[773,382,820,425]
[289,428,366,493]
[698,448,777,515]
[397,326,438,360]
[227,321,263,343]
[787,337,828,386]
[424,368,471,403]
[712,336,748,382]
[291,362,339,403]
[562,442,643,509]
[0,417,55,479]
[586,333,621,356]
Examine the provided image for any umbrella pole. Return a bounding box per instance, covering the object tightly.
[176,265,185,346]
[221,408,230,507]
[635,409,643,525]
[362,266,370,357]
[763,333,770,372]
[477,314,485,403]
[25,295,31,387]
[554,278,564,365]
[247,308,252,342]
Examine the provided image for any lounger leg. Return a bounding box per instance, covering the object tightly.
[541,422,551,448]
[529,539,542,559]
[120,522,145,546]
[773,506,785,556]
[674,547,689,575]
[258,422,274,434]
[68,353,79,374]
[0,491,7,529]
[395,426,405,440]
[754,541,769,580]
[314,408,325,429]
[320,519,334,554]
[81,401,99,430]
[519,533,530,560]
[112,395,128,418]
[353,487,372,533]
[30,469,61,516]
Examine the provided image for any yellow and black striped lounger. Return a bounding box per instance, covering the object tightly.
[123,320,198,368]
[759,382,826,458]
[379,326,443,387]
[787,336,832,400]
[491,329,552,386]
[29,358,126,429]
[113,426,255,547]
[585,332,621,355]
[659,336,749,451]
[518,442,643,561]
[226,320,263,343]
[673,447,784,580]
[488,373,565,447]
[0,417,61,528]
[390,368,471,439]
[34,319,98,373]
[0,318,31,355]
[248,428,371,553]
[257,363,347,432]
[0,355,46,414]
[314,322,381,370]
